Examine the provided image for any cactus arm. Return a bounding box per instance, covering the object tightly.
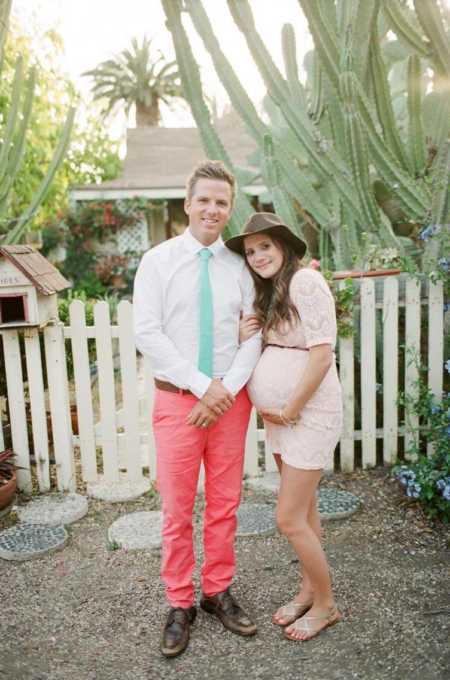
[185,0,333,228]
[382,0,430,57]
[0,57,25,181]
[0,0,12,68]
[3,106,76,244]
[309,51,324,122]
[161,0,252,234]
[429,139,450,228]
[262,134,306,240]
[353,79,430,220]
[368,29,411,172]
[228,0,364,222]
[407,55,426,176]
[184,0,266,141]
[422,90,450,151]
[340,72,384,236]
[297,0,340,93]
[414,0,450,74]
[351,0,381,82]
[281,23,307,110]
[0,66,35,210]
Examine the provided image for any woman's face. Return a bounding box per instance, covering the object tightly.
[244,233,284,279]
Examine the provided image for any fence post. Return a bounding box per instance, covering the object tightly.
[404,277,421,457]
[117,300,142,482]
[24,327,50,491]
[383,276,399,464]
[94,301,119,482]
[44,321,76,491]
[1,329,32,492]
[360,279,377,468]
[69,300,97,483]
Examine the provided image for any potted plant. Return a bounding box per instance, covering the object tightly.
[0,449,18,512]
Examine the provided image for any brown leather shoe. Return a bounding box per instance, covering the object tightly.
[200,588,257,636]
[160,606,197,658]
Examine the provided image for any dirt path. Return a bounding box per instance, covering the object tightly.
[1,469,448,680]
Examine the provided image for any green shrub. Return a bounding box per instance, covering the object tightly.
[394,363,450,522]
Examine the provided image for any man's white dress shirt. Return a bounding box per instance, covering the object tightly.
[133,228,261,398]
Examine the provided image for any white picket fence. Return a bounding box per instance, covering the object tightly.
[0,274,445,493]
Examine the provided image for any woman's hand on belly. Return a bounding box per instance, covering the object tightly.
[259,407,299,426]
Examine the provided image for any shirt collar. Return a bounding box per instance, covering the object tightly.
[183,227,224,255]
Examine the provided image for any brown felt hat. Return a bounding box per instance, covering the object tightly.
[225,212,307,258]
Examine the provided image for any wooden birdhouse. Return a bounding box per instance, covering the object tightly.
[0,245,71,328]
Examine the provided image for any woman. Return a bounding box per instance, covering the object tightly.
[226,212,343,642]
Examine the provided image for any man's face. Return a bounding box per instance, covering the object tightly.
[184,178,233,246]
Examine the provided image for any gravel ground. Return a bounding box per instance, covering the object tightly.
[1,469,449,680]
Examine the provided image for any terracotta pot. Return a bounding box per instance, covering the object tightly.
[0,469,17,511]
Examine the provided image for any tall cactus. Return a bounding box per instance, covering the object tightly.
[161,0,252,236]
[163,0,450,269]
[0,0,75,244]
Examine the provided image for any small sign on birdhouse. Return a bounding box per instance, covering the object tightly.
[0,245,71,329]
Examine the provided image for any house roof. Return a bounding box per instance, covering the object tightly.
[72,116,260,199]
[0,245,71,295]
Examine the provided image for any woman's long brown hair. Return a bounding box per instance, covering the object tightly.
[246,235,301,339]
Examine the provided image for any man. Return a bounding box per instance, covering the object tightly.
[133,160,261,658]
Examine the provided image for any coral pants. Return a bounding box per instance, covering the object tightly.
[153,387,252,608]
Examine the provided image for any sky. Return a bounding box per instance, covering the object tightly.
[12,0,312,136]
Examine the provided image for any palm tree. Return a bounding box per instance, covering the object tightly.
[83,37,183,127]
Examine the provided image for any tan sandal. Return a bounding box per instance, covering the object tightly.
[284,607,342,641]
[272,600,313,626]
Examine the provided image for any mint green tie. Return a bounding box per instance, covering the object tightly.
[198,248,214,377]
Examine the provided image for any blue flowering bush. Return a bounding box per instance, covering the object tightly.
[394,362,450,522]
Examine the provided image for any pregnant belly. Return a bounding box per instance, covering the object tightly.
[247,347,341,412]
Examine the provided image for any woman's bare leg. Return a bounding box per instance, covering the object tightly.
[272,456,321,624]
[276,463,339,639]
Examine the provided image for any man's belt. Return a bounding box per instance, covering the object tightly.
[154,379,193,396]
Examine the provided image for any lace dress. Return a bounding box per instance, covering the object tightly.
[247,268,343,470]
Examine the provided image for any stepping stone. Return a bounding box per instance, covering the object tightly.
[0,523,68,562]
[318,488,360,520]
[16,493,88,527]
[236,502,276,537]
[247,474,360,520]
[87,475,151,502]
[108,511,162,550]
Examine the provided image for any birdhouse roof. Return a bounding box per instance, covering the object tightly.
[0,245,71,295]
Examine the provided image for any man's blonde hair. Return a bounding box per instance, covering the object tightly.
[186,160,236,203]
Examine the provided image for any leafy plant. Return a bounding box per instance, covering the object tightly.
[394,361,450,522]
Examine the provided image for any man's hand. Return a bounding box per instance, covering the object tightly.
[201,378,234,416]
[187,401,218,428]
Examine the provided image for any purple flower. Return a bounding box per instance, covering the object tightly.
[445,303,450,313]
[445,359,450,374]
[419,224,439,241]
[438,258,450,272]
[406,482,421,499]
[443,486,450,502]
[436,479,446,492]
[431,405,442,415]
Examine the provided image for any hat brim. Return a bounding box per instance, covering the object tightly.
[225,224,306,259]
